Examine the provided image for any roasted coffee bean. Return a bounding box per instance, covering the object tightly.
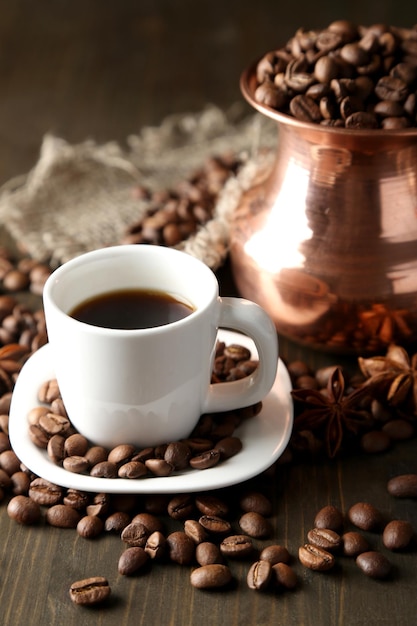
[47,434,65,463]
[164,441,191,470]
[145,458,173,477]
[7,495,41,525]
[195,494,229,518]
[189,449,220,470]
[0,467,11,491]
[220,534,254,559]
[27,405,49,426]
[259,544,291,565]
[38,379,60,404]
[298,544,335,571]
[132,512,164,535]
[239,491,273,517]
[118,546,149,575]
[290,95,322,122]
[121,521,149,547]
[166,531,195,565]
[167,494,195,520]
[214,436,242,459]
[46,504,82,528]
[64,488,90,511]
[239,511,271,538]
[184,519,208,544]
[145,531,167,560]
[64,433,89,457]
[90,461,118,478]
[84,445,108,466]
[360,430,391,454]
[196,541,222,566]
[118,460,147,479]
[314,504,344,531]
[10,471,30,495]
[69,577,111,606]
[356,551,391,579]
[375,76,409,102]
[345,111,379,128]
[199,515,232,535]
[347,502,384,531]
[190,564,232,589]
[247,560,272,590]
[342,531,370,557]
[28,424,49,448]
[382,419,414,441]
[307,527,341,551]
[28,477,63,506]
[104,511,131,533]
[0,449,21,475]
[38,412,71,437]
[382,520,414,551]
[0,431,10,454]
[387,474,417,498]
[77,515,104,538]
[107,443,135,466]
[272,562,298,590]
[63,455,90,474]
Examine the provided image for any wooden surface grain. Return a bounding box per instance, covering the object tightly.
[0,2,417,625]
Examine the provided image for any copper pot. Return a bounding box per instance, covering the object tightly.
[229,63,417,354]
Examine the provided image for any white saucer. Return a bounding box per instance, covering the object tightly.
[9,330,293,494]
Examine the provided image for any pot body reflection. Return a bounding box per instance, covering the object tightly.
[230,65,417,354]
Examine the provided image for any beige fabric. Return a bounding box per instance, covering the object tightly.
[0,104,276,268]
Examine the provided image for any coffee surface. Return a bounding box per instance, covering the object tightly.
[69,289,195,329]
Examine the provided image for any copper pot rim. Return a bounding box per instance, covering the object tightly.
[241,59,417,139]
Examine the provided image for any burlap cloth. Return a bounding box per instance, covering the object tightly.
[0,105,277,270]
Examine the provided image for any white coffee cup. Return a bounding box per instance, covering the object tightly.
[42,245,278,448]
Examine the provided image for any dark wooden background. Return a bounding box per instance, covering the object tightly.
[0,2,417,625]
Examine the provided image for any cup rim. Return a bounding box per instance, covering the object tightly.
[43,245,219,336]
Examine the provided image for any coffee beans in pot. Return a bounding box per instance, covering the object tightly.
[253,22,417,128]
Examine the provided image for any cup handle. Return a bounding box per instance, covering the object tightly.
[203,297,278,413]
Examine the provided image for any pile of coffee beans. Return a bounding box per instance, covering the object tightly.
[26,341,260,479]
[253,21,417,129]
[122,153,242,247]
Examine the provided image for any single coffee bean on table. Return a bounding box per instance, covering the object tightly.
[69,577,111,606]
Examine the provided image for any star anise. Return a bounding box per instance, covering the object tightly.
[359,304,413,345]
[359,344,417,415]
[291,367,372,459]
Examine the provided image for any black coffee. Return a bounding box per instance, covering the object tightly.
[69,289,195,329]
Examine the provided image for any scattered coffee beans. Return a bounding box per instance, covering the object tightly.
[0,241,417,613]
[123,154,243,247]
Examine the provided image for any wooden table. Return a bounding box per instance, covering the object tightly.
[0,3,416,625]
